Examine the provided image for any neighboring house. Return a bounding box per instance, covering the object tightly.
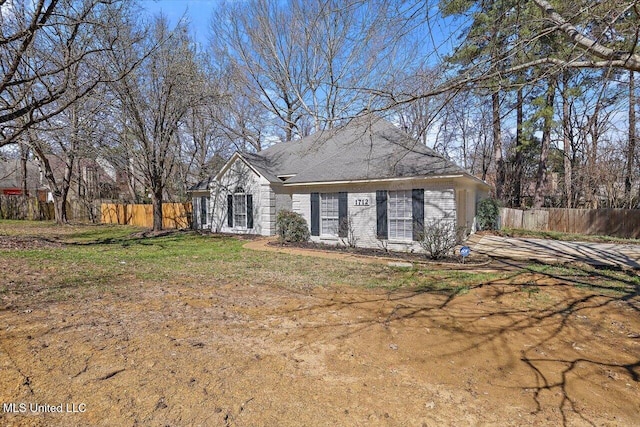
[195,116,491,252]
[0,158,49,200]
[40,156,123,202]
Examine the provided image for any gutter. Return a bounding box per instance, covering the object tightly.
[282,174,466,187]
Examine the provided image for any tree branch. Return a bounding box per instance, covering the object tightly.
[532,0,640,71]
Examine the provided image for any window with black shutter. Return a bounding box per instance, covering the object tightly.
[228,191,253,229]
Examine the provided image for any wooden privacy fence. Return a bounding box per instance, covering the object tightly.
[0,196,54,220]
[500,207,640,239]
[101,202,192,229]
[0,196,98,222]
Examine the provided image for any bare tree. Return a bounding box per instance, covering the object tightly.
[108,16,209,231]
[0,0,136,147]
[4,0,137,223]
[211,0,419,141]
[30,84,107,224]
[211,0,306,141]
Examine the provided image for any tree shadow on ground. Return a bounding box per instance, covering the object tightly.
[274,259,639,426]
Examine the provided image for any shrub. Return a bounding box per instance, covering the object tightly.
[339,214,358,248]
[418,218,466,260]
[276,210,310,243]
[476,198,500,231]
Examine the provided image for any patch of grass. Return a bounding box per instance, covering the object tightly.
[498,228,640,245]
[524,263,636,296]
[62,225,147,243]
[452,284,471,295]
[0,220,144,242]
[1,221,634,308]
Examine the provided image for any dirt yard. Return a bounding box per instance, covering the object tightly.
[0,227,639,426]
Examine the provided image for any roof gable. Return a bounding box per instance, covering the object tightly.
[214,152,268,183]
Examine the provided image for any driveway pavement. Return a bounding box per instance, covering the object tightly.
[468,234,640,269]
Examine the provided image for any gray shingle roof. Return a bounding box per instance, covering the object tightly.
[240,116,479,185]
[189,176,215,191]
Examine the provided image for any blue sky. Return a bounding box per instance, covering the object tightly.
[139,0,221,46]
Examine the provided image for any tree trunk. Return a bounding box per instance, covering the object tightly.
[53,189,70,225]
[533,78,556,208]
[56,156,74,224]
[625,70,636,206]
[513,86,524,207]
[20,144,29,196]
[562,73,573,208]
[151,184,163,231]
[19,144,29,219]
[492,90,504,200]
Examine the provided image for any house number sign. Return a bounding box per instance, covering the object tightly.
[354,198,370,206]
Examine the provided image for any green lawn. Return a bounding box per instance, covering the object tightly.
[0,221,635,308]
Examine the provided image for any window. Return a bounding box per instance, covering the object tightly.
[311,192,347,237]
[321,193,339,236]
[227,190,253,229]
[233,193,247,228]
[388,190,412,240]
[200,196,209,226]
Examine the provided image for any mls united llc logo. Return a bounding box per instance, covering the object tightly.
[3,402,86,414]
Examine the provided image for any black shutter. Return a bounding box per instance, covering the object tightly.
[376,190,388,239]
[338,192,348,237]
[412,189,424,241]
[310,192,319,236]
[246,194,253,229]
[227,194,233,228]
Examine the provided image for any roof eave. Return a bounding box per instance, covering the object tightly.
[283,174,466,187]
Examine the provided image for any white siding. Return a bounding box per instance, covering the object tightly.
[466,188,477,232]
[209,164,485,245]
[292,192,311,226]
[260,182,276,235]
[274,186,293,217]
[291,180,458,252]
[211,158,274,236]
[191,192,210,230]
[425,188,455,222]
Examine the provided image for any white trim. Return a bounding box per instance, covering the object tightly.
[232,192,248,229]
[388,190,413,241]
[320,192,339,237]
[215,153,490,191]
[283,174,466,187]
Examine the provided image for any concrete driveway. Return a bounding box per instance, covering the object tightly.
[468,234,640,269]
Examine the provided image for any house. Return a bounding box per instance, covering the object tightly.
[0,158,48,200]
[196,115,491,252]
